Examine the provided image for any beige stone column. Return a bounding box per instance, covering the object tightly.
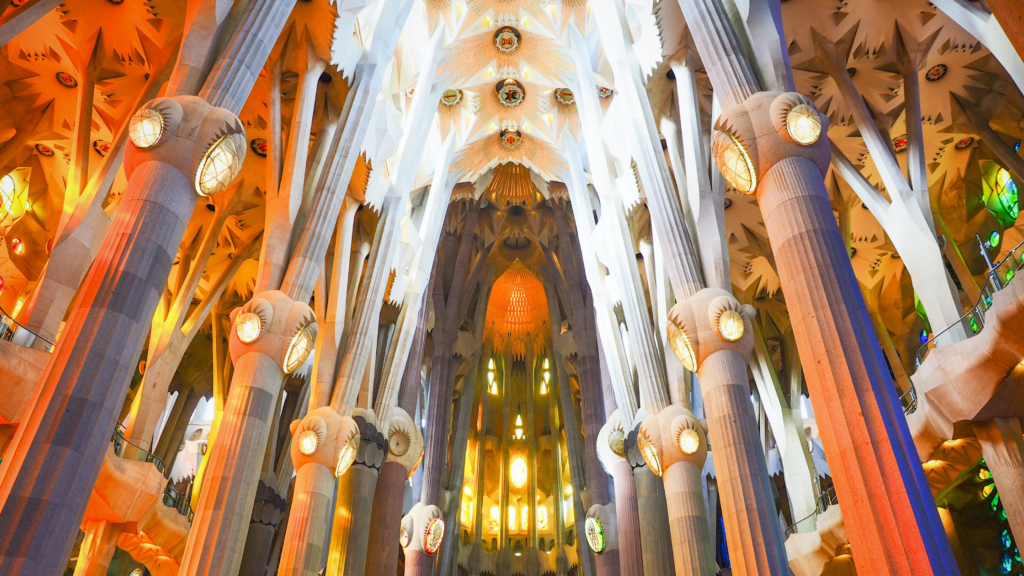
[73,520,123,576]
[278,408,361,576]
[0,97,244,576]
[973,418,1024,543]
[666,289,786,574]
[179,291,316,575]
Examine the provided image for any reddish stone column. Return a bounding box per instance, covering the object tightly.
[757,152,959,574]
[365,461,410,576]
[0,96,243,576]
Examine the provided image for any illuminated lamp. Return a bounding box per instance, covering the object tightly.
[667,321,697,372]
[712,131,757,194]
[297,430,318,455]
[423,518,445,554]
[129,108,164,149]
[679,428,701,455]
[283,324,315,373]
[786,104,822,145]
[585,517,605,553]
[234,312,261,343]
[717,309,745,342]
[195,135,243,197]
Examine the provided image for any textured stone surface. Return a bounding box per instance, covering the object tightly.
[178,351,283,576]
[0,162,195,576]
[758,156,959,574]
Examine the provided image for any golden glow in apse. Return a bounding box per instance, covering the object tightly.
[511,456,527,488]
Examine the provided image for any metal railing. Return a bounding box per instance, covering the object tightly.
[899,385,918,415]
[0,304,53,351]
[163,477,194,522]
[784,486,838,536]
[110,425,165,474]
[914,237,1024,368]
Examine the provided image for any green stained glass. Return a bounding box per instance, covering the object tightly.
[996,168,1019,221]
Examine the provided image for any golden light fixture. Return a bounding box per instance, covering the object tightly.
[9,237,23,255]
[637,431,662,476]
[234,312,262,344]
[786,104,822,145]
[195,135,243,197]
[717,310,745,342]
[711,131,757,194]
[334,433,359,477]
[511,456,528,488]
[283,324,315,373]
[667,321,697,372]
[585,517,605,553]
[129,108,164,149]
[297,430,319,455]
[423,518,445,554]
[679,428,701,455]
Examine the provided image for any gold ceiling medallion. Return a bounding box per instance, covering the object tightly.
[555,88,574,105]
[494,26,521,54]
[440,89,462,106]
[497,78,525,107]
[500,128,522,150]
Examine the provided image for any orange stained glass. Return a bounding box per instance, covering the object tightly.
[485,259,549,359]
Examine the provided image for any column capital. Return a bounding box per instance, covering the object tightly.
[228,290,317,373]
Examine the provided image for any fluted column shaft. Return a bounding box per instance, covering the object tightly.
[180,352,284,575]
[0,162,195,576]
[663,461,715,575]
[698,350,787,574]
[973,418,1024,543]
[757,156,959,574]
[674,0,759,109]
[198,0,298,115]
[255,58,327,293]
[282,64,380,304]
[610,461,644,575]
[631,462,675,575]
[324,460,380,576]
[72,520,123,576]
[278,463,336,576]
[364,461,409,576]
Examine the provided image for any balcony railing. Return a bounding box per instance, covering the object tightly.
[0,304,53,352]
[110,425,165,474]
[784,486,838,537]
[163,477,194,522]
[915,237,1024,368]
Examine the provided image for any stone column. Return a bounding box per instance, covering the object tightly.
[641,405,714,576]
[277,409,360,576]
[179,291,316,575]
[363,408,423,576]
[333,416,386,576]
[598,411,644,575]
[73,520,123,576]
[973,418,1024,543]
[626,428,676,576]
[681,0,960,571]
[0,96,243,576]
[979,0,1024,62]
